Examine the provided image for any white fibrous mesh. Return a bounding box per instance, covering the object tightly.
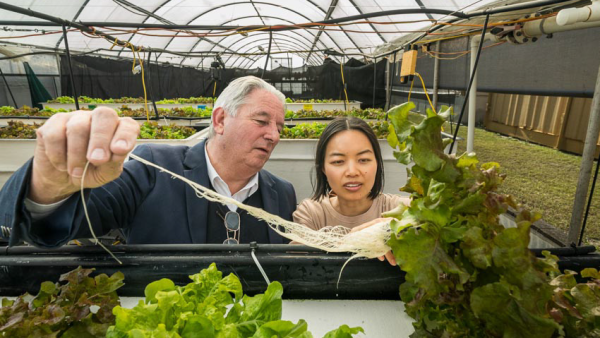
[129,154,393,259]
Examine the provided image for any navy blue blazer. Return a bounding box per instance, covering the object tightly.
[0,140,297,247]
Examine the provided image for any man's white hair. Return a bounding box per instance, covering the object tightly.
[208,76,286,138]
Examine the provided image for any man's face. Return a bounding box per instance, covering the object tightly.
[220,89,285,172]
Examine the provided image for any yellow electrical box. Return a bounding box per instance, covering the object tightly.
[400,49,418,78]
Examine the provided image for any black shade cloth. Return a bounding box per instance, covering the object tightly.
[24,62,51,109]
[60,56,387,108]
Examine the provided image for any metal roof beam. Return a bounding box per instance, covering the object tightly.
[227,36,321,68]
[305,0,339,64]
[182,15,333,67]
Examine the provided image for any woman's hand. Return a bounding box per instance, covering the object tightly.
[351,217,397,266]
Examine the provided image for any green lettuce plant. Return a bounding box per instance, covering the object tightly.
[0,267,124,337]
[281,121,389,139]
[107,263,362,338]
[138,122,197,140]
[384,101,600,337]
[0,121,40,139]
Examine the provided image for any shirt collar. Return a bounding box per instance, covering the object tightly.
[204,144,259,195]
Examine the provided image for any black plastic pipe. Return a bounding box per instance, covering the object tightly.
[2,243,596,257]
[448,14,490,154]
[1,244,325,255]
[145,50,160,120]
[0,68,18,107]
[261,31,273,79]
[62,24,79,110]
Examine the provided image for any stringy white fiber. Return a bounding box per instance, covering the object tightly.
[129,153,393,259]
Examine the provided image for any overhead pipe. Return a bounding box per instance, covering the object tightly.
[374,0,574,58]
[522,0,600,37]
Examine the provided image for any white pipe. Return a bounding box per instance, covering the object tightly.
[557,0,600,26]
[467,36,478,153]
[523,2,600,37]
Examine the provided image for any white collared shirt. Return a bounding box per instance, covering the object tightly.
[204,147,259,212]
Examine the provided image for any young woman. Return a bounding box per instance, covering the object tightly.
[293,117,410,232]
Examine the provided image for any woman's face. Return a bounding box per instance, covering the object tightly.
[323,130,378,203]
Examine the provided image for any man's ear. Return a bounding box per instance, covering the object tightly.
[212,107,226,135]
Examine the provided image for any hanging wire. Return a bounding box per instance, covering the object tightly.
[407,75,415,102]
[340,56,350,107]
[415,72,436,113]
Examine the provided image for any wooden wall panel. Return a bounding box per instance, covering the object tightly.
[485,93,597,155]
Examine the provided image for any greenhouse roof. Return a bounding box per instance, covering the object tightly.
[0,0,583,69]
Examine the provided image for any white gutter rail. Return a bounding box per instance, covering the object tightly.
[556,0,600,26]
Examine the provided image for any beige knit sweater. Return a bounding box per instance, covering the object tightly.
[293,193,409,231]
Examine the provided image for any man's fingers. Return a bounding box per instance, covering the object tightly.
[65,112,93,177]
[109,117,139,163]
[87,107,120,165]
[37,112,70,172]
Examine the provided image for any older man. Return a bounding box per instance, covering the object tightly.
[0,76,296,247]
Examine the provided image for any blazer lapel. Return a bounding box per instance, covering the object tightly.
[259,171,283,244]
[183,140,210,243]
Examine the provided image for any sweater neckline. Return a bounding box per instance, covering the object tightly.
[322,193,378,224]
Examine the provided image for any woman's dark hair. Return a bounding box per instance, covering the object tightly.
[312,117,384,201]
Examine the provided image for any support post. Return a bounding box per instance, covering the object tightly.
[0,68,17,107]
[386,52,397,111]
[567,62,600,245]
[62,24,79,110]
[432,41,440,110]
[467,37,479,153]
[372,57,377,108]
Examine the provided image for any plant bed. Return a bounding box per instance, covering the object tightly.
[285,108,385,120]
[0,122,208,190]
[0,105,213,127]
[0,245,597,336]
[43,96,215,111]
[285,102,361,112]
